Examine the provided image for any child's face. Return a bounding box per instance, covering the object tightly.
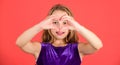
[50,10,69,40]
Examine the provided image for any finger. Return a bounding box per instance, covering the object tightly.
[49,24,59,30]
[44,26,54,30]
[45,15,59,23]
[61,16,73,25]
[61,15,73,21]
[47,15,57,19]
[68,26,75,30]
[61,16,77,27]
[59,14,68,20]
[48,14,60,20]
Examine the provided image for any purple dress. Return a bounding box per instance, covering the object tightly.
[36,42,81,65]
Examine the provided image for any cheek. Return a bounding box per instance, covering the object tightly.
[50,29,56,35]
[65,30,69,35]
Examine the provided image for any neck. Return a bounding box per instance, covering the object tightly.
[53,39,66,45]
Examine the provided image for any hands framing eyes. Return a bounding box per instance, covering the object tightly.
[39,14,80,31]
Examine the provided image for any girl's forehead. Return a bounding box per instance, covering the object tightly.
[52,10,68,17]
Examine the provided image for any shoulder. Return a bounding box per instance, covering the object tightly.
[68,42,79,50]
[76,42,85,60]
[32,42,41,52]
[40,42,50,47]
[34,42,49,59]
[33,42,41,47]
[70,42,79,47]
[69,42,83,61]
[39,42,52,50]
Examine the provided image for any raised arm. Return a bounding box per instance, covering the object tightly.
[16,22,43,56]
[16,15,57,57]
[76,25,103,55]
[61,15,103,55]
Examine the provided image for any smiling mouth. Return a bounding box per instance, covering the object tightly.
[56,31,65,35]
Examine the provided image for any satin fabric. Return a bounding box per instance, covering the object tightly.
[36,42,81,65]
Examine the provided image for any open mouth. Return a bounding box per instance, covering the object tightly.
[56,31,65,35]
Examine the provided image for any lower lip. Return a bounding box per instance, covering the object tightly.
[56,32,64,35]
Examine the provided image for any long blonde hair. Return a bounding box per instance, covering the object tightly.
[42,4,79,44]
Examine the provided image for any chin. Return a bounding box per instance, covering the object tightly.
[55,36,66,40]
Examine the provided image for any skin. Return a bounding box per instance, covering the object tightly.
[50,10,70,45]
[16,10,103,61]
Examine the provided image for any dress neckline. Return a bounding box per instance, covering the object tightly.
[48,42,70,48]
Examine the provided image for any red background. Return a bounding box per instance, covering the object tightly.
[0,0,120,65]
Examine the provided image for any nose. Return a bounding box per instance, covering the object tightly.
[57,22,64,30]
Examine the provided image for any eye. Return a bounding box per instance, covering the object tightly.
[63,20,67,25]
[53,21,58,24]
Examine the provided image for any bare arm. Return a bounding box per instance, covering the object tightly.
[16,23,42,55]
[62,16,103,55]
[76,25,103,51]
[16,15,57,57]
[75,23,103,55]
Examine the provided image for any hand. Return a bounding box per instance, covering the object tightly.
[39,15,59,30]
[61,15,80,31]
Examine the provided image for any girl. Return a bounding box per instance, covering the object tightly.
[16,4,103,65]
